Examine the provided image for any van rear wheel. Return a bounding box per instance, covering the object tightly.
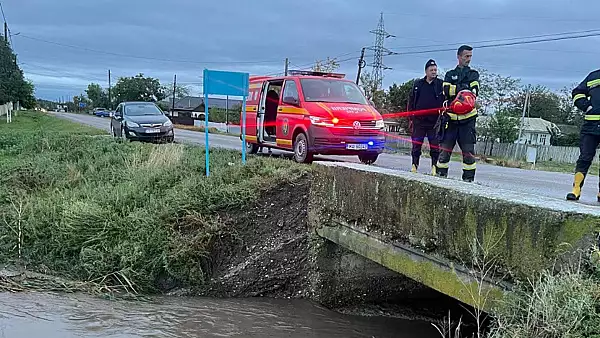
[293,132,313,164]
[358,152,379,165]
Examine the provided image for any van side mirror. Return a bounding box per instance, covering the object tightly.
[283,96,299,106]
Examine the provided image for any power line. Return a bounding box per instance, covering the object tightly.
[388,31,600,56]
[16,34,288,65]
[387,28,600,51]
[385,11,599,23]
[0,1,6,23]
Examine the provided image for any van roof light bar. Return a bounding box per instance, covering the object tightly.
[287,70,346,79]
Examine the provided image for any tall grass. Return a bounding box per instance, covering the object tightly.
[0,112,309,293]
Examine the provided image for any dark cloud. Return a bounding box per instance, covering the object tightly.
[5,0,599,100]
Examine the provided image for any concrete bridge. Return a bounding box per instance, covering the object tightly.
[307,162,600,312]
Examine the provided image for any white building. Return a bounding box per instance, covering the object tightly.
[477,116,561,146]
[514,117,560,146]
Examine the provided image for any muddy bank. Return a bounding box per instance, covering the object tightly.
[197,175,312,299]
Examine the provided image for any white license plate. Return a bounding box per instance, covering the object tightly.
[346,143,368,150]
[145,128,160,133]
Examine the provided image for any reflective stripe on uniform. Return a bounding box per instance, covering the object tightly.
[436,162,449,169]
[470,81,479,88]
[447,109,478,120]
[585,114,600,121]
[443,82,457,96]
[587,79,600,88]
[573,93,587,103]
[462,163,476,171]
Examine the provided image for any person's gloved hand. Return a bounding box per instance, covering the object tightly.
[587,106,593,112]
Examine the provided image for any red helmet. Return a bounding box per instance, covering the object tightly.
[449,90,476,115]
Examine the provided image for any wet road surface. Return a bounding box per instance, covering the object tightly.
[0,292,438,337]
[53,112,600,206]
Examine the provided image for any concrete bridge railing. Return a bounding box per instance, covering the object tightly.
[307,162,600,311]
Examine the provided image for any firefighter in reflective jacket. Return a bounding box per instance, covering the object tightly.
[567,69,600,202]
[436,45,480,182]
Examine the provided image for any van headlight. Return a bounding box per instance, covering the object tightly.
[309,116,334,127]
[375,119,385,129]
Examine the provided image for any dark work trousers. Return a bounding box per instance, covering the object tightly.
[411,122,440,168]
[436,117,477,181]
[575,132,600,190]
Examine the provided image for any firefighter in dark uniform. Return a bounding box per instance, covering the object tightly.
[566,69,600,202]
[407,59,444,175]
[436,45,480,182]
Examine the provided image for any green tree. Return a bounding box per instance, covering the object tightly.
[384,80,415,133]
[112,74,166,103]
[311,57,340,73]
[164,84,191,102]
[477,68,521,115]
[0,36,35,108]
[359,71,386,108]
[85,83,110,108]
[507,85,563,124]
[558,83,584,126]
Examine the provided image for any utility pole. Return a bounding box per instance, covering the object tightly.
[225,95,229,132]
[172,74,177,114]
[108,69,112,109]
[284,58,289,76]
[4,22,7,45]
[356,47,366,85]
[518,88,530,142]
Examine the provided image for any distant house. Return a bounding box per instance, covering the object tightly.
[168,96,242,119]
[514,117,561,146]
[477,116,561,146]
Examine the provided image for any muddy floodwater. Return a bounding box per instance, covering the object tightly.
[0,292,440,337]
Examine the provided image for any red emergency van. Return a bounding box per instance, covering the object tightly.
[240,70,386,164]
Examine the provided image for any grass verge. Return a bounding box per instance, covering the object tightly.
[0,111,309,296]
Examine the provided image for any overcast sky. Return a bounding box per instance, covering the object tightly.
[5,0,600,101]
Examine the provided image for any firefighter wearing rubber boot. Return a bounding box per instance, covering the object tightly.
[436,45,480,182]
[566,69,600,202]
[407,59,444,175]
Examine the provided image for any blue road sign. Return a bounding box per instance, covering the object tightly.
[79,102,86,108]
[202,69,250,177]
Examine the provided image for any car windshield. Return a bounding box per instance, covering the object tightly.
[124,103,163,116]
[299,79,368,104]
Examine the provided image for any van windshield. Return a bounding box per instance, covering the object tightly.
[299,79,368,105]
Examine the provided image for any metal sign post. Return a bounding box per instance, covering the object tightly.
[202,69,250,177]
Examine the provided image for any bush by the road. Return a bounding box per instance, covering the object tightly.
[0,111,308,293]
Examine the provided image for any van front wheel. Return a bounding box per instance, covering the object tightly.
[293,132,313,164]
[246,141,259,154]
[358,152,379,165]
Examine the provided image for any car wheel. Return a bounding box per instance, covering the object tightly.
[293,132,313,164]
[120,126,128,141]
[358,152,379,165]
[246,141,259,154]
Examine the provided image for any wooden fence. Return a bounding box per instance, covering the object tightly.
[385,134,587,164]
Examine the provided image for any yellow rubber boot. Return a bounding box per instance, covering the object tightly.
[431,166,437,176]
[411,164,417,173]
[566,172,585,201]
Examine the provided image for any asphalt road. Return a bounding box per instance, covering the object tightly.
[53,112,600,206]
